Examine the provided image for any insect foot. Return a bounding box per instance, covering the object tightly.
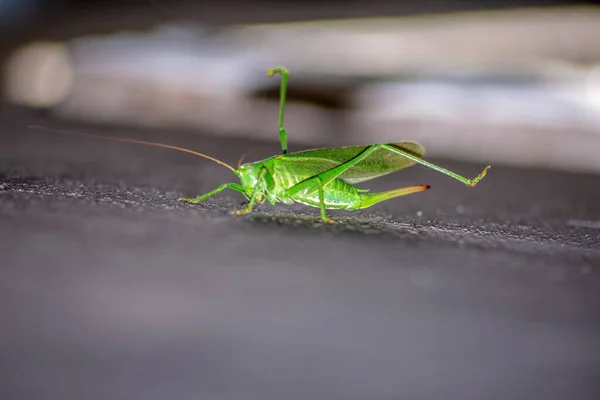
[179,197,203,204]
[468,165,492,187]
[233,209,251,216]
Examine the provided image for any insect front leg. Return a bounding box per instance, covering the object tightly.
[179,183,247,204]
[267,67,289,154]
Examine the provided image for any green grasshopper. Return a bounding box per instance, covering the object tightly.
[179,67,490,223]
[31,67,490,223]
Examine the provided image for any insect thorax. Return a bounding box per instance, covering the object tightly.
[238,159,363,209]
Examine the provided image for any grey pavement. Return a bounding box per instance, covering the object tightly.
[1,107,599,399]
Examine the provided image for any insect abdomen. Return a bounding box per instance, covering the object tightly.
[270,162,362,209]
[292,179,362,210]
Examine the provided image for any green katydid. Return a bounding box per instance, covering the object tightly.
[30,67,490,223]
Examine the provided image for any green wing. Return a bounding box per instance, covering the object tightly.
[275,142,425,184]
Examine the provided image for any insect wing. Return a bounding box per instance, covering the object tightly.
[277,142,425,184]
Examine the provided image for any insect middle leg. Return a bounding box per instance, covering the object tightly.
[317,177,334,224]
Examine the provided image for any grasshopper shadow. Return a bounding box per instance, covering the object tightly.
[241,210,428,239]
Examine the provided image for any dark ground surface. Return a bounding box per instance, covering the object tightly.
[1,106,600,399]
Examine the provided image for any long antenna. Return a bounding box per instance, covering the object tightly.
[237,146,266,169]
[28,125,237,174]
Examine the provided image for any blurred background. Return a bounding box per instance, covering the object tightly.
[2,0,600,173]
[2,3,600,400]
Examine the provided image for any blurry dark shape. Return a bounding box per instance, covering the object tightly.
[251,74,360,111]
[0,0,39,27]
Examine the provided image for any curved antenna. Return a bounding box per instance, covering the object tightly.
[237,146,264,168]
[28,125,237,174]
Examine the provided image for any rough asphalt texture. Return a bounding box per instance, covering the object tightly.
[1,108,599,399]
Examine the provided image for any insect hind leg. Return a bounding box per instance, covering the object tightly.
[286,144,380,198]
[381,144,490,187]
